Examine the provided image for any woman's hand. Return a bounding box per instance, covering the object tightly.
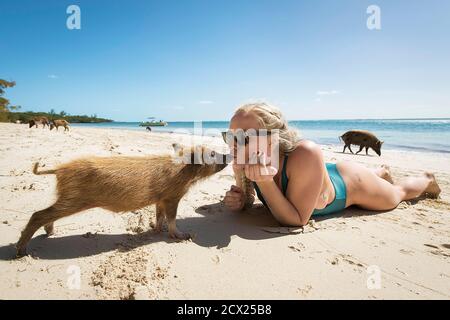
[224,185,245,211]
[244,152,278,183]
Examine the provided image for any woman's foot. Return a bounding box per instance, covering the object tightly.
[375,165,394,184]
[423,172,441,199]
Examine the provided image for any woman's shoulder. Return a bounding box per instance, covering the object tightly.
[285,140,323,176]
[289,140,322,161]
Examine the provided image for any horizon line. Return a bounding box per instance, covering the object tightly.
[112,117,450,123]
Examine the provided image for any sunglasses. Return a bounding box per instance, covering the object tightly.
[221,129,272,146]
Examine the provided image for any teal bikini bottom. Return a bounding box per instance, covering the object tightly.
[253,156,347,216]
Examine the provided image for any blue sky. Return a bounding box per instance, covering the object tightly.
[1,0,449,121]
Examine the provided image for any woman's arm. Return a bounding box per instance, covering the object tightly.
[249,142,324,226]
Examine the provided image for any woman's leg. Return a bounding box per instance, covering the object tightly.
[338,162,441,211]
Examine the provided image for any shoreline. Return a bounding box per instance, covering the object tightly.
[3,123,450,170]
[67,122,450,155]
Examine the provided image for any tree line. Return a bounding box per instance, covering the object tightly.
[7,111,112,123]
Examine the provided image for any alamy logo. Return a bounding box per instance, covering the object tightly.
[168,123,280,176]
[367,5,381,30]
[66,5,81,30]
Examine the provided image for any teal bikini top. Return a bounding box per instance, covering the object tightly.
[252,155,347,216]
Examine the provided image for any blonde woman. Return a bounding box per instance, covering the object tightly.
[223,103,441,226]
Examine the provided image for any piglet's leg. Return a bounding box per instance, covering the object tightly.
[151,203,166,233]
[163,200,191,240]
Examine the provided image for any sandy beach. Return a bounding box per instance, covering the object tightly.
[0,122,449,299]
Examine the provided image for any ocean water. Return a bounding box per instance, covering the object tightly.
[71,119,450,153]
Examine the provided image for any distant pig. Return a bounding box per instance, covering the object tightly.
[340,130,384,156]
[50,119,70,131]
[29,117,49,129]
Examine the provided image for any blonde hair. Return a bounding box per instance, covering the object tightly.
[234,102,301,153]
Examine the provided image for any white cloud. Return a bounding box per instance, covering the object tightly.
[48,74,59,79]
[316,90,339,95]
[198,100,213,104]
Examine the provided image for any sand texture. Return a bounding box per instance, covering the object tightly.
[0,123,449,299]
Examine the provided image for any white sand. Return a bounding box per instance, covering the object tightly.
[0,122,449,299]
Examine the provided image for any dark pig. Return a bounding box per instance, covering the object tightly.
[340,130,384,156]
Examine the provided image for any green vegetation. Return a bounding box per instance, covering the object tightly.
[0,78,112,123]
[6,111,113,123]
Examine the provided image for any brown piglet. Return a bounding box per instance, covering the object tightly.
[16,143,229,257]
